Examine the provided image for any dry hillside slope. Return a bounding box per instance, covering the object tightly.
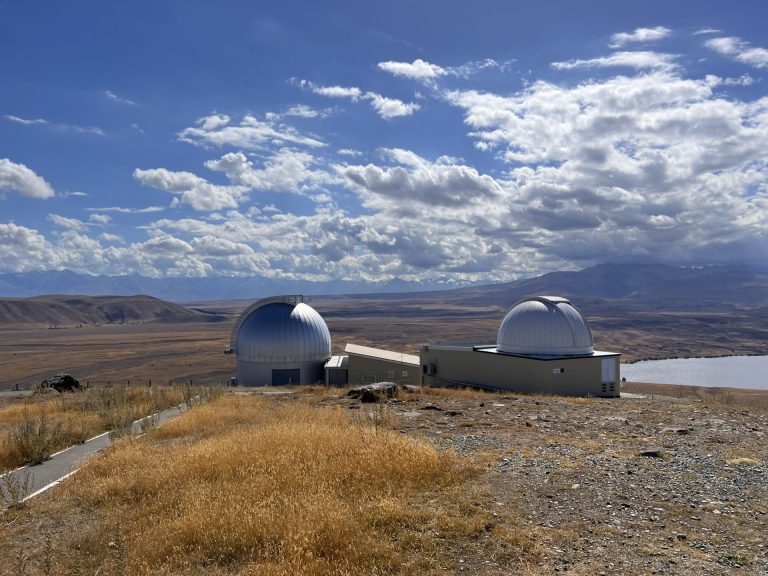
[0,295,225,328]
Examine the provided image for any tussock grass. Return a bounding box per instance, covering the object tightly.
[60,395,494,575]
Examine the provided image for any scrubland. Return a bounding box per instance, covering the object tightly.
[2,385,767,575]
[0,391,541,575]
[0,385,185,469]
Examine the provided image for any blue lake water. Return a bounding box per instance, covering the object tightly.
[621,356,768,389]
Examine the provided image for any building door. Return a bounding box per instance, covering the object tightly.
[601,358,616,383]
[272,369,300,385]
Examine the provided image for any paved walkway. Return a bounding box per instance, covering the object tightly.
[1,402,189,510]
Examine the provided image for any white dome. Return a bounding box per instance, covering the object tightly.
[497,296,594,356]
[232,299,331,363]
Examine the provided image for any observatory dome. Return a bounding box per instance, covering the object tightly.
[234,300,331,363]
[231,297,331,385]
[497,296,594,356]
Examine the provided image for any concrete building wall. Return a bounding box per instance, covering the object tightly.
[325,367,348,387]
[347,355,421,386]
[420,346,620,397]
[236,360,325,387]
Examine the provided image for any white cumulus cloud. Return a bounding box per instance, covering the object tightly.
[377,58,447,81]
[365,93,420,119]
[89,213,112,225]
[296,79,420,119]
[609,26,671,48]
[298,80,364,100]
[0,158,55,199]
[206,149,338,195]
[705,36,768,69]
[133,167,249,211]
[179,114,325,150]
[339,148,502,208]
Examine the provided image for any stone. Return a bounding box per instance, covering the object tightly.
[346,382,398,403]
[638,450,665,459]
[42,373,81,393]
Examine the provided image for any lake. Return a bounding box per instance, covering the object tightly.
[621,355,768,389]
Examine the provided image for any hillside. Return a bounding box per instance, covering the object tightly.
[0,295,224,328]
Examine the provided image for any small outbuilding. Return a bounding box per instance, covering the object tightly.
[229,295,331,386]
[324,355,349,387]
[420,296,620,397]
[345,343,421,386]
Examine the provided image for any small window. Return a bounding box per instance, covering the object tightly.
[552,368,564,374]
[401,370,408,377]
[387,370,395,379]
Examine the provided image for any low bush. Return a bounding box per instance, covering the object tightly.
[11,408,63,465]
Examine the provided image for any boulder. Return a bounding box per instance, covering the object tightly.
[42,373,81,393]
[347,382,398,403]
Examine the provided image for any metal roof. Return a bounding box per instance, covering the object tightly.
[233,299,331,363]
[324,355,350,369]
[344,343,420,366]
[497,295,594,356]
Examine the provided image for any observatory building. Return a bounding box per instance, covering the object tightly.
[228,295,331,386]
[420,296,620,397]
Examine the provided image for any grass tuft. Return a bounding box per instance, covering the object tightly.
[60,395,487,574]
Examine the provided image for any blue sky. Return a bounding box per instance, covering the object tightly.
[1,0,767,282]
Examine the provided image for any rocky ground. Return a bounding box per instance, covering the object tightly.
[326,387,768,575]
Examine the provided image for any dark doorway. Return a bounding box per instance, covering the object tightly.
[272,368,300,385]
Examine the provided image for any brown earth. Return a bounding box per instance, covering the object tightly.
[0,322,236,391]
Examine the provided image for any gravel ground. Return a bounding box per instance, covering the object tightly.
[340,389,768,575]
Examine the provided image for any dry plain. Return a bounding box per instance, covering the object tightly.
[3,294,768,391]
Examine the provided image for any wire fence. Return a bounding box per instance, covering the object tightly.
[2,376,234,394]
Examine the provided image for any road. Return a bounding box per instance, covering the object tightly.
[1,402,190,510]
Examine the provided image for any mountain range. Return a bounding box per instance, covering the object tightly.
[1,264,767,308]
[0,270,454,301]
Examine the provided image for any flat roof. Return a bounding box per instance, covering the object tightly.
[324,355,349,369]
[478,347,619,360]
[344,343,420,366]
[424,343,619,360]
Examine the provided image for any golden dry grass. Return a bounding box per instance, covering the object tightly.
[0,385,184,469]
[21,394,535,576]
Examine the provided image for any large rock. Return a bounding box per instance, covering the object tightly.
[42,373,81,393]
[346,382,398,403]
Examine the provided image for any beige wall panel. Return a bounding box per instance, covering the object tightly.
[420,348,620,397]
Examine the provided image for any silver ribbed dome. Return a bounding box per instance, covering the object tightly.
[233,300,331,363]
[497,296,593,356]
